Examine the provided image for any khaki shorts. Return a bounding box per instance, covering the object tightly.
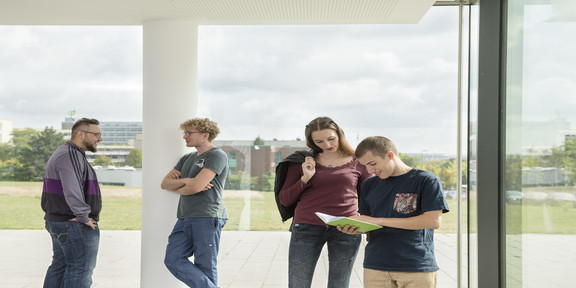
[364,268,437,288]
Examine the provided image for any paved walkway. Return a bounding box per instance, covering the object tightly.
[1,230,457,288]
[1,230,574,288]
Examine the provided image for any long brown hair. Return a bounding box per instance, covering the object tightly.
[305,116,354,156]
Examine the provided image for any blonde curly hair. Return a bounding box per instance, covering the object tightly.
[180,118,220,142]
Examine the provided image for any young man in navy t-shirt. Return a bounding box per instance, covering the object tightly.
[338,136,449,288]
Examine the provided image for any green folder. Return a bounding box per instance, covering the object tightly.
[315,212,383,233]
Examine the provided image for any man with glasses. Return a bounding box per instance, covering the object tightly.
[41,117,103,288]
[161,117,229,288]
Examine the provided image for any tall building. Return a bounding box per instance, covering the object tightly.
[0,119,13,144]
[97,121,143,146]
[61,117,142,146]
[61,116,142,164]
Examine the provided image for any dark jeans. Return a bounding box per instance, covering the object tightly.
[289,223,361,288]
[164,217,227,288]
[43,221,100,288]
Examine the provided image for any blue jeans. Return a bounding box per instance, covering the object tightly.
[164,217,227,288]
[43,221,100,288]
[289,223,361,288]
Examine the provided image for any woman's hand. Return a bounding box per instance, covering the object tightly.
[301,156,316,183]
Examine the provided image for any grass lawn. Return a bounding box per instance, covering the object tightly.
[1,181,575,233]
[0,195,142,230]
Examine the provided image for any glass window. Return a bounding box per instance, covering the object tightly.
[505,1,576,287]
[198,5,467,287]
[467,4,480,288]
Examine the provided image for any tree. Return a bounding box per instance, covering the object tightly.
[259,171,276,192]
[505,154,523,190]
[123,148,142,168]
[254,136,265,146]
[11,128,38,146]
[93,155,114,167]
[1,138,19,180]
[14,127,66,181]
[422,159,453,190]
[0,143,14,162]
[524,148,545,168]
[399,153,421,168]
[548,146,565,168]
[10,128,38,176]
[561,137,576,185]
[226,170,259,190]
[0,158,20,180]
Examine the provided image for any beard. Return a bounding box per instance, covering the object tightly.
[84,140,97,153]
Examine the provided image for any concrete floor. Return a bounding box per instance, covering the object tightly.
[1,230,574,288]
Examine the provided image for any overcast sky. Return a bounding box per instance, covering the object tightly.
[0,6,496,154]
[196,7,461,155]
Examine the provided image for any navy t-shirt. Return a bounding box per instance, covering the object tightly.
[359,168,449,272]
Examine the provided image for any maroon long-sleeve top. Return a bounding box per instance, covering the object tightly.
[278,158,372,225]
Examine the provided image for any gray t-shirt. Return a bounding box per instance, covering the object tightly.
[174,147,229,219]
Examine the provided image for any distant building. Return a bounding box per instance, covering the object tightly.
[60,116,142,164]
[214,139,307,189]
[93,166,142,187]
[471,118,576,156]
[87,139,307,188]
[0,119,13,143]
[62,116,142,146]
[98,121,142,146]
[61,116,75,130]
[86,145,135,164]
[522,118,575,155]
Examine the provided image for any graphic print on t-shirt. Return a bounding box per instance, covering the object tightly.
[393,193,417,214]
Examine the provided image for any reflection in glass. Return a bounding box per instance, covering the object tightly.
[467,3,479,288]
[505,2,576,288]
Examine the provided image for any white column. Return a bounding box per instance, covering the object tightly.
[141,20,198,288]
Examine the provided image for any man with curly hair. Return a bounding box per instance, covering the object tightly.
[161,117,229,288]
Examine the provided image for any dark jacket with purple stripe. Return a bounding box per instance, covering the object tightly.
[41,141,102,224]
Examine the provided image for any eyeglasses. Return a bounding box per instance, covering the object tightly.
[82,130,102,138]
[182,131,204,136]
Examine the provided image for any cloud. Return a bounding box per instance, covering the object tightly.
[196,7,461,153]
[0,25,143,129]
[1,7,465,153]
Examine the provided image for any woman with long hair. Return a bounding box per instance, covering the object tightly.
[278,116,371,288]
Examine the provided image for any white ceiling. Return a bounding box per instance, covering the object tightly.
[0,0,446,25]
